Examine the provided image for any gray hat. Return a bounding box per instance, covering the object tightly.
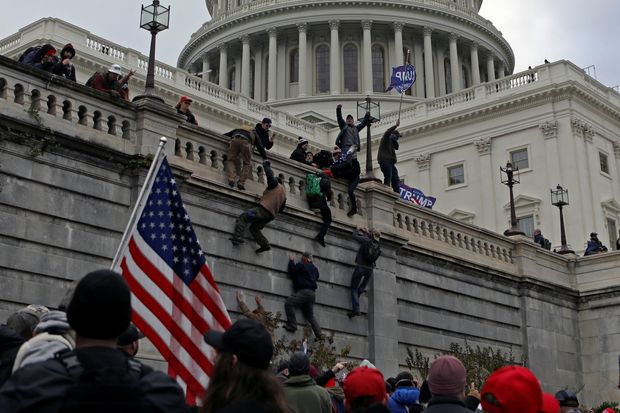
[288,351,310,376]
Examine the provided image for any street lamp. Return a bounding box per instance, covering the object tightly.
[500,161,525,236]
[550,184,574,254]
[134,0,170,102]
[357,95,381,183]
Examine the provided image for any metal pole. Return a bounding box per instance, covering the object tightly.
[557,204,574,254]
[145,29,158,96]
[111,137,168,269]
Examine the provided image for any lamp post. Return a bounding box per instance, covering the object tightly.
[134,0,170,102]
[357,95,381,183]
[550,184,574,254]
[500,161,525,236]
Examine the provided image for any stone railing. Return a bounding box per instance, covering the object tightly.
[0,33,21,55]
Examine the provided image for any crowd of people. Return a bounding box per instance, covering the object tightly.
[0,272,605,413]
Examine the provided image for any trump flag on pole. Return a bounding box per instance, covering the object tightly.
[386,64,416,93]
[112,154,231,405]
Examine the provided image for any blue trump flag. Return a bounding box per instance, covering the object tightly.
[386,64,416,93]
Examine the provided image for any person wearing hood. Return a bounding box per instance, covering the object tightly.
[28,44,58,73]
[290,137,310,164]
[377,120,401,193]
[282,352,332,413]
[51,43,76,81]
[12,310,75,372]
[387,371,420,413]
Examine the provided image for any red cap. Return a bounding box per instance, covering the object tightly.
[322,169,334,178]
[541,393,560,413]
[180,96,192,104]
[481,366,542,413]
[343,366,386,405]
[603,409,617,413]
[45,49,57,57]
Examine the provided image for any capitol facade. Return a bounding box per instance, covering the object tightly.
[1,0,619,253]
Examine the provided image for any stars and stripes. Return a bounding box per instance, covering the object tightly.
[113,155,231,405]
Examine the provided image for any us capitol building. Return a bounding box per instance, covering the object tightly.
[1,0,619,253]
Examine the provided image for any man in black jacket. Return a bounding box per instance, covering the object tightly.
[255,118,275,151]
[283,252,322,338]
[0,270,188,413]
[377,120,401,193]
[348,226,381,318]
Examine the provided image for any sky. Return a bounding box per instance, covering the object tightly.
[0,0,618,87]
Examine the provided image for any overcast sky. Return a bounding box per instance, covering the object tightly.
[1,0,618,87]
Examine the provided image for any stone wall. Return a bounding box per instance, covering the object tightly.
[1,57,620,406]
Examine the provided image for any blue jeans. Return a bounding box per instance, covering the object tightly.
[379,161,400,193]
[350,266,373,313]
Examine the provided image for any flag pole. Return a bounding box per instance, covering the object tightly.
[397,49,411,122]
[111,137,168,270]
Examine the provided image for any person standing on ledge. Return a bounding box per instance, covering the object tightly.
[224,126,267,191]
[175,96,198,125]
[230,160,286,253]
[335,104,370,217]
[377,119,401,193]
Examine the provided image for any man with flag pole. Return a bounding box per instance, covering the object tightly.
[111,137,232,406]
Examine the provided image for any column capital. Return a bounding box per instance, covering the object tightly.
[613,142,620,159]
[240,34,250,44]
[328,19,340,30]
[362,20,373,30]
[267,26,277,37]
[571,117,594,141]
[297,23,307,33]
[449,32,459,42]
[485,52,495,61]
[217,43,227,51]
[470,41,479,49]
[539,120,558,139]
[474,138,491,155]
[414,153,431,171]
[423,27,433,36]
[393,22,404,32]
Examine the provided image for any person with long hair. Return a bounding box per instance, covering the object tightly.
[202,319,291,413]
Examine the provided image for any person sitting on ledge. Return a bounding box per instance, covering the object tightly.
[86,64,134,100]
[584,232,607,256]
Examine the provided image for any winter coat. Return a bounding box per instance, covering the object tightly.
[377,125,399,164]
[282,375,332,413]
[307,174,332,209]
[423,396,472,413]
[388,386,420,413]
[290,144,308,163]
[287,260,319,291]
[335,107,370,159]
[353,229,381,268]
[327,386,345,413]
[255,123,274,150]
[258,162,286,217]
[0,325,24,387]
[177,108,198,125]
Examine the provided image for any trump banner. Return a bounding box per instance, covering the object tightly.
[399,183,436,209]
[386,64,416,93]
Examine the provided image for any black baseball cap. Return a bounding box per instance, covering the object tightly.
[262,117,272,124]
[204,319,273,370]
[117,323,145,346]
[555,390,579,407]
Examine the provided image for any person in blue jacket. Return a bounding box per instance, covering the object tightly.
[388,371,421,413]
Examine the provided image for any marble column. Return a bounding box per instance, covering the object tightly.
[470,42,480,85]
[437,48,446,95]
[240,35,251,96]
[267,27,277,101]
[474,138,496,229]
[498,61,505,79]
[413,39,425,97]
[297,23,308,97]
[486,53,496,82]
[362,20,373,94]
[394,22,404,67]
[449,33,461,92]
[329,20,341,95]
[201,54,210,82]
[218,44,228,88]
[423,27,435,98]
[253,44,263,100]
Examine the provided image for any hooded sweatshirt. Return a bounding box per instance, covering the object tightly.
[0,325,24,387]
[283,374,332,413]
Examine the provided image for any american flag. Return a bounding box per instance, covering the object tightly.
[113,155,231,405]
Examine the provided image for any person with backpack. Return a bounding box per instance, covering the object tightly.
[0,269,189,413]
[335,104,371,217]
[283,252,323,339]
[306,169,333,247]
[533,229,551,250]
[20,44,58,73]
[348,225,381,318]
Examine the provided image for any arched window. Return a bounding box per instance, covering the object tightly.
[316,45,330,93]
[228,67,236,91]
[343,44,358,92]
[290,48,299,83]
[372,45,385,92]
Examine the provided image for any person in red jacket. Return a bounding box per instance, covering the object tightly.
[86,64,134,100]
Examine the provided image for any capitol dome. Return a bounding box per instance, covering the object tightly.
[178,0,514,123]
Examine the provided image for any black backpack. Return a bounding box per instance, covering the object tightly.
[18,46,40,64]
[57,350,146,413]
[361,240,381,264]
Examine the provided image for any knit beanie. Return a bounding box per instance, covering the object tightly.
[298,136,309,146]
[67,270,131,340]
[288,351,310,376]
[427,355,467,397]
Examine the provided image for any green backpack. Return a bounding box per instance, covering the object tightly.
[306,173,323,197]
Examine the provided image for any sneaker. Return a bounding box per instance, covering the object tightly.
[347,208,357,217]
[283,324,296,333]
[229,237,244,246]
[347,311,360,319]
[255,245,271,254]
[315,236,326,247]
[237,183,246,190]
[228,180,235,188]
